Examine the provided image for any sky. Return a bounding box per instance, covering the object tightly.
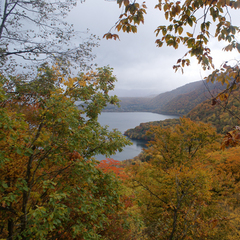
[69,0,239,97]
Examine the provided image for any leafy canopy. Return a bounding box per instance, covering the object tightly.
[126,118,230,239]
[0,64,131,239]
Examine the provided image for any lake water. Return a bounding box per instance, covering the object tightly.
[95,112,178,161]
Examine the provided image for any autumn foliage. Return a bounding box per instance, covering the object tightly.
[98,158,129,180]
[0,65,131,239]
[1,0,240,238]
[2,66,240,240]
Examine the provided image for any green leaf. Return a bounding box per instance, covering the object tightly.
[188,18,193,27]
[2,182,8,188]
[16,148,22,155]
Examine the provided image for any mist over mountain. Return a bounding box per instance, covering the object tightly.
[124,84,240,141]
[105,80,226,115]
[111,88,161,98]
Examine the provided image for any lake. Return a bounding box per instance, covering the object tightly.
[95,112,178,161]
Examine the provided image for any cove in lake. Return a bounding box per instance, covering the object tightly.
[95,112,178,161]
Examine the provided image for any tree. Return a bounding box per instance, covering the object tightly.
[126,118,232,239]
[0,0,97,74]
[206,146,240,239]
[0,64,131,239]
[98,158,147,240]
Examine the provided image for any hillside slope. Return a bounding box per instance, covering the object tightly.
[124,87,240,140]
[104,80,226,115]
[186,87,240,133]
[155,81,226,115]
[147,80,204,110]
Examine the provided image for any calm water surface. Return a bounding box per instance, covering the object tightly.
[95,112,178,161]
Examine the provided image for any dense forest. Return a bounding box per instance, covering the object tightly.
[119,119,240,239]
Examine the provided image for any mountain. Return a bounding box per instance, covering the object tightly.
[154,81,226,115]
[186,86,240,134]
[147,80,204,111]
[104,80,226,115]
[124,86,240,140]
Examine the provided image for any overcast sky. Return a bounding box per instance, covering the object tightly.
[68,0,239,97]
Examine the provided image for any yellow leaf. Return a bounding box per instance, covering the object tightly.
[186,32,193,37]
[79,80,86,87]
[178,26,183,35]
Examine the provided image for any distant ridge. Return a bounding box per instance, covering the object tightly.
[104,80,226,115]
[147,80,203,111]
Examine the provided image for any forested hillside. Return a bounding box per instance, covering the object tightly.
[121,119,240,239]
[147,80,204,111]
[155,81,226,115]
[187,87,240,134]
[124,86,240,140]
